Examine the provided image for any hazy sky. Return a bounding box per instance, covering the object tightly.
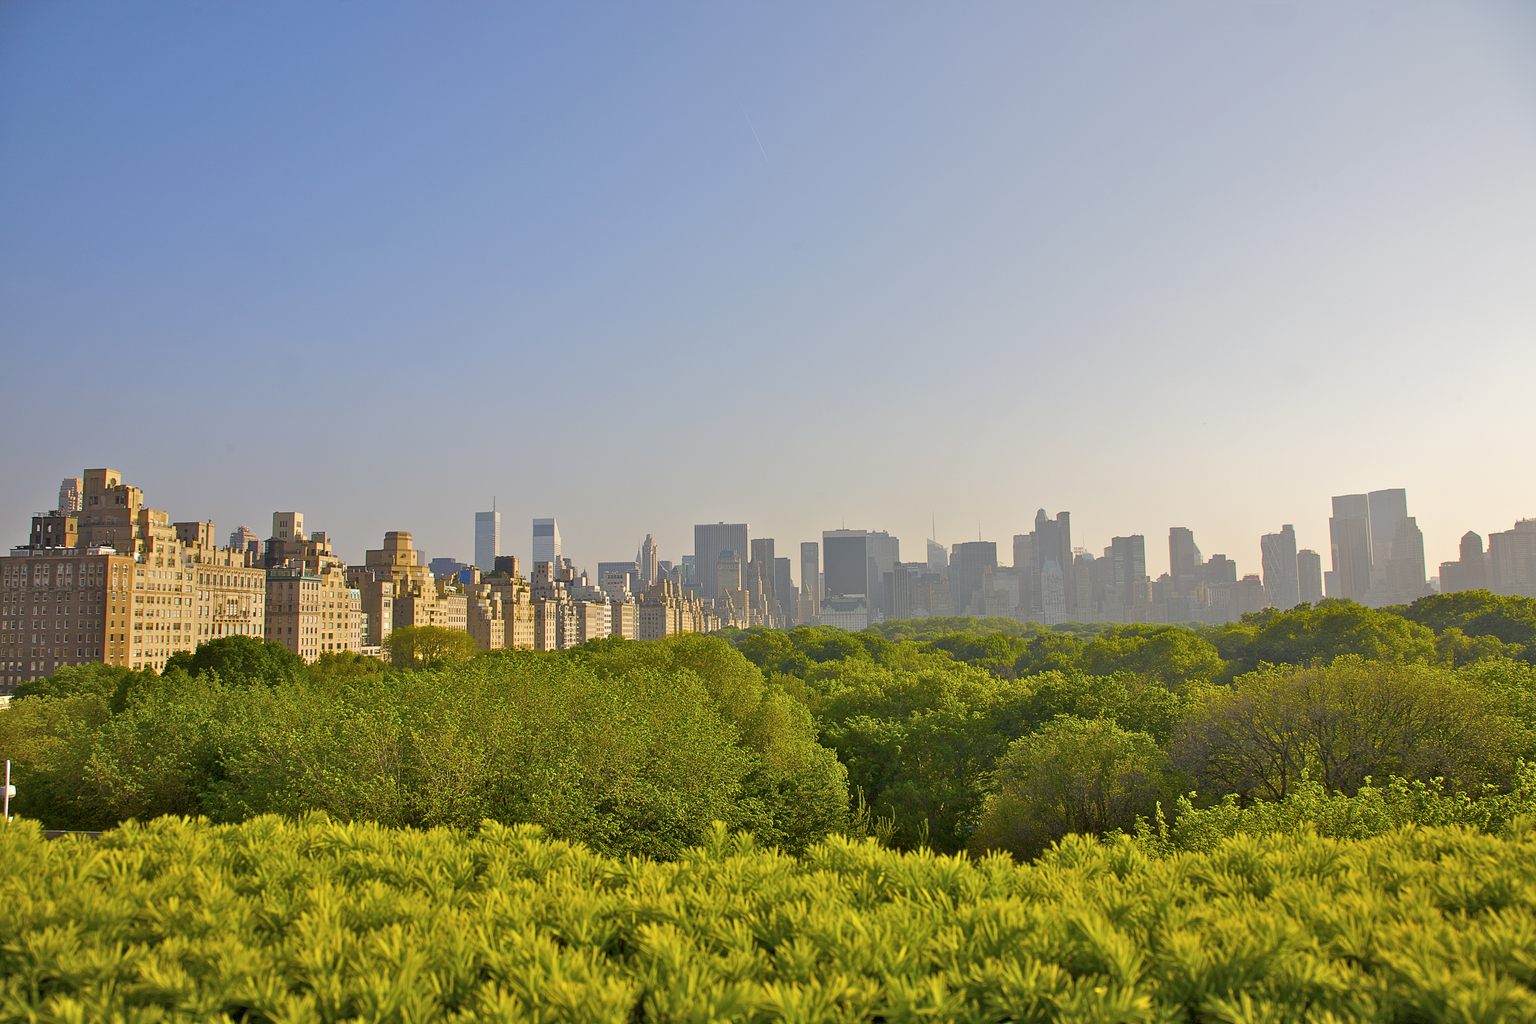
[2,2,1533,582]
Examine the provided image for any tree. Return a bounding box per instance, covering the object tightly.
[1400,591,1535,661]
[382,625,478,667]
[970,717,1171,861]
[1079,624,1223,686]
[1216,600,1437,677]
[164,635,308,687]
[1173,658,1522,802]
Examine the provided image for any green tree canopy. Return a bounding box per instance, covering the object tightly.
[164,635,308,687]
[1173,658,1524,802]
[1400,590,1535,658]
[383,625,478,667]
[1210,600,1437,677]
[1079,624,1224,686]
[971,716,1172,861]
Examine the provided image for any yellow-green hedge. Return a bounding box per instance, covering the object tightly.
[2,815,1534,1022]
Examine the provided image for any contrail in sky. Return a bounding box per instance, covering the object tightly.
[743,109,769,162]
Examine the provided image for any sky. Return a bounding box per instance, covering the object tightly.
[2,1,1534,583]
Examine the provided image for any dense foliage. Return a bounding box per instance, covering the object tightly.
[0,636,847,857]
[4,593,1536,863]
[4,814,1536,1022]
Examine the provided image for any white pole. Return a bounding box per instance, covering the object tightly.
[3,760,10,821]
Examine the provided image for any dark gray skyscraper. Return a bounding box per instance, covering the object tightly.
[1110,535,1147,604]
[694,522,749,599]
[952,540,998,616]
[1260,524,1300,610]
[822,530,868,599]
[1169,527,1201,595]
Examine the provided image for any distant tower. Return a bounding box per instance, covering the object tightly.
[229,525,261,557]
[1329,494,1372,601]
[800,541,820,613]
[57,477,82,513]
[475,503,501,572]
[638,534,659,588]
[533,518,561,566]
[1297,549,1324,604]
[1260,525,1300,610]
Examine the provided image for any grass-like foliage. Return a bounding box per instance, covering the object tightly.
[3,815,1535,1022]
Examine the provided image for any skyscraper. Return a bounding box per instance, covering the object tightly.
[1439,531,1488,595]
[57,477,82,513]
[800,541,820,615]
[1329,494,1372,601]
[926,538,948,577]
[1367,488,1408,572]
[475,507,501,571]
[822,530,868,600]
[866,531,899,618]
[694,522,749,601]
[638,534,659,588]
[1260,525,1299,610]
[533,518,561,566]
[1297,549,1323,604]
[775,557,794,623]
[1110,535,1147,605]
[951,540,998,616]
[1168,527,1201,595]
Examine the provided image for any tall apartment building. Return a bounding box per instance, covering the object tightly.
[1260,525,1300,611]
[2,541,138,690]
[636,578,716,640]
[475,508,501,571]
[261,515,360,661]
[58,478,82,513]
[266,564,361,661]
[2,468,282,687]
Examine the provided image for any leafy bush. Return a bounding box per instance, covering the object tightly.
[3,815,1536,1021]
[1138,762,1536,854]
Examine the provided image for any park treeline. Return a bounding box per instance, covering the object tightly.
[3,591,1536,860]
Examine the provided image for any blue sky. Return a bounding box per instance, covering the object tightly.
[2,2,1533,580]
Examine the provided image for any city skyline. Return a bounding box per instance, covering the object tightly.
[8,464,1526,605]
[2,4,1533,578]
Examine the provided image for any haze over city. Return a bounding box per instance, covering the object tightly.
[2,2,1533,577]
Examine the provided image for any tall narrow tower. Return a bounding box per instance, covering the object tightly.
[475,502,501,572]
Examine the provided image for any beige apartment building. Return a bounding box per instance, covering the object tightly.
[1,547,140,688]
[262,516,361,661]
[265,564,361,660]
